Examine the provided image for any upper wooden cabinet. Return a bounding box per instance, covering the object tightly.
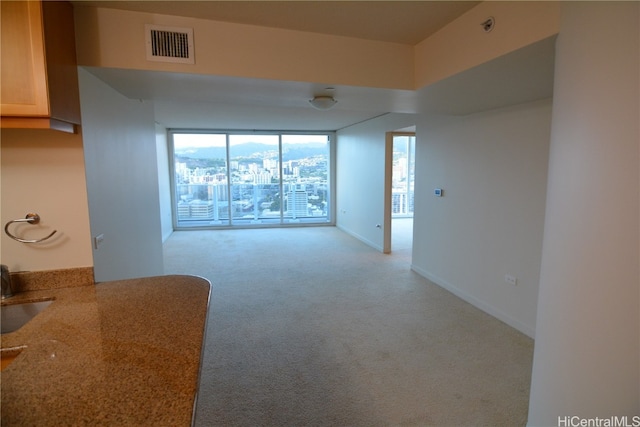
[1,1,81,133]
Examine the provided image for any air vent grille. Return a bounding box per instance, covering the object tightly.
[145,24,194,64]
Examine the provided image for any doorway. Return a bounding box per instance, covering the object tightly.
[383,132,415,254]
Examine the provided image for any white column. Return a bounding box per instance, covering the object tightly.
[528,2,639,425]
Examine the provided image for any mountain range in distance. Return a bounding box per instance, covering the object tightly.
[175,142,327,161]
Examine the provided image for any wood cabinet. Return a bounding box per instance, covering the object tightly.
[1,1,81,133]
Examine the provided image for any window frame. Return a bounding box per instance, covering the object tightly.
[168,129,336,230]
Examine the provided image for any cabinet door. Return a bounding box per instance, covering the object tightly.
[1,1,49,117]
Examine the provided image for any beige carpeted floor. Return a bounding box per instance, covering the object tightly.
[163,223,533,426]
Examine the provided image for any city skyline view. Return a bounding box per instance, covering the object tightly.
[172,132,331,227]
[170,132,415,228]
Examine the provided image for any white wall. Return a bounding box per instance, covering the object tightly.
[415,1,559,89]
[528,2,639,424]
[78,68,164,282]
[412,99,552,337]
[0,129,93,272]
[336,114,416,251]
[155,123,173,242]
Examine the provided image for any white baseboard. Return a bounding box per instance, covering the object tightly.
[336,224,384,252]
[410,264,535,338]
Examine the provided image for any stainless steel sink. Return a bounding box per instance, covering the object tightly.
[1,300,53,334]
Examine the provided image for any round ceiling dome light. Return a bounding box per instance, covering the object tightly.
[309,95,337,111]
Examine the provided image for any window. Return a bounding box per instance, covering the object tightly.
[170,131,334,228]
[392,135,415,217]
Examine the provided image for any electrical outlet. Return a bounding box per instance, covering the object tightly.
[505,274,517,286]
[94,234,105,249]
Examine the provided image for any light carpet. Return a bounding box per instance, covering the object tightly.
[163,226,533,426]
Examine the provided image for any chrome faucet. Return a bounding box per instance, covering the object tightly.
[1,264,14,299]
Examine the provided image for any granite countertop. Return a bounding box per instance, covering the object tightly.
[1,274,211,426]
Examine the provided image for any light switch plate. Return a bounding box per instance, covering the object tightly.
[94,234,104,249]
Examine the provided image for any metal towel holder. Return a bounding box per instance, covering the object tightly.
[4,213,57,243]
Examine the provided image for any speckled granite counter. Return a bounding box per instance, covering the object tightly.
[1,275,211,426]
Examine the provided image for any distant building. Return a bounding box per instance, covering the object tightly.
[177,201,191,219]
[190,200,214,218]
[392,191,414,215]
[253,172,272,184]
[177,199,214,219]
[287,188,308,218]
[263,158,278,169]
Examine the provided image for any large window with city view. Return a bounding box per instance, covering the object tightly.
[170,131,333,228]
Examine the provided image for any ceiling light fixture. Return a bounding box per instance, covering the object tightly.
[309,95,337,111]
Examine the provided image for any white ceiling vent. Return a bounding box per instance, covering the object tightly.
[145,24,194,64]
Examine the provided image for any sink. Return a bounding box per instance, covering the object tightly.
[1,300,53,334]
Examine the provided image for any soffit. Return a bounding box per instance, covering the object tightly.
[74,1,555,131]
[71,1,479,45]
[83,35,555,131]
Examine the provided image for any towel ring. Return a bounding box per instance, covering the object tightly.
[4,213,57,243]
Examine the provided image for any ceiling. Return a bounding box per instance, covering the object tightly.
[75,1,555,131]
